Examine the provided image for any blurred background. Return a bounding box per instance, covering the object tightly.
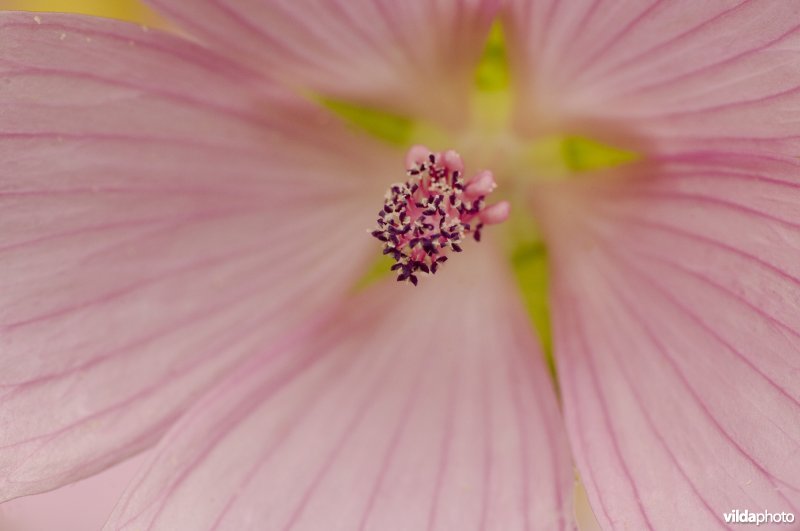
[0,0,158,23]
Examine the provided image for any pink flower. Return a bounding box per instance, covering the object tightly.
[2,2,799,530]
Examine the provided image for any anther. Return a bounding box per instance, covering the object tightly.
[370,145,510,285]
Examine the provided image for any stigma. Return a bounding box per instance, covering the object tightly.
[370,145,510,285]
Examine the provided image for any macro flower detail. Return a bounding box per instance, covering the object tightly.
[1,1,800,531]
[371,146,510,284]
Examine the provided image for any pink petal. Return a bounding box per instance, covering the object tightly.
[144,0,500,126]
[104,246,574,530]
[1,452,149,531]
[504,1,800,154]
[536,154,800,529]
[0,12,393,501]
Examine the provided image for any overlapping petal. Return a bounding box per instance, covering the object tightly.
[144,0,500,127]
[535,155,800,530]
[504,0,800,154]
[104,246,574,531]
[0,12,394,501]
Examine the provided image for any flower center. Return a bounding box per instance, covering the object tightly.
[371,145,509,285]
